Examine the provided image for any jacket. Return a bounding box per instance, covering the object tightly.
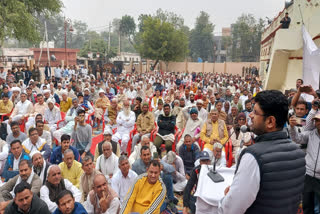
[50,146,81,165]
[52,202,87,214]
[157,114,176,136]
[238,131,305,214]
[0,174,42,202]
[2,151,30,181]
[136,111,155,133]
[5,194,50,214]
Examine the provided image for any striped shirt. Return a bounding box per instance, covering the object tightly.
[120,173,166,214]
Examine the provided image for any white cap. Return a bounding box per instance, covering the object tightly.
[47,98,54,104]
[43,89,51,94]
[196,99,203,104]
[61,90,68,96]
[11,87,21,93]
[103,127,113,135]
[30,150,41,159]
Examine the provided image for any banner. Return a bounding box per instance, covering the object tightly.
[302,25,320,89]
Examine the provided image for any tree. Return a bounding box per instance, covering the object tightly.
[189,11,215,62]
[0,0,62,47]
[120,15,136,46]
[135,16,189,69]
[79,31,105,57]
[230,14,264,62]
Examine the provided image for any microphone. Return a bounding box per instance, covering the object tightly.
[240,125,250,148]
[240,125,250,133]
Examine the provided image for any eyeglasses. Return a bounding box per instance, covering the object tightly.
[251,109,265,117]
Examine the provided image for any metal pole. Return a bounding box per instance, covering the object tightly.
[45,21,50,67]
[64,18,67,66]
[108,22,111,53]
[38,30,46,66]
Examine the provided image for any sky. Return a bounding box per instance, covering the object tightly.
[61,0,285,34]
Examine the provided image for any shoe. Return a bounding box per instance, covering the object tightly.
[172,197,179,205]
[167,202,178,214]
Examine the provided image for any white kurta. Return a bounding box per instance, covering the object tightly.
[95,153,119,182]
[40,179,82,213]
[111,169,138,203]
[112,111,135,153]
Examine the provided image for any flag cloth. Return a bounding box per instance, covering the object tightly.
[302,25,320,89]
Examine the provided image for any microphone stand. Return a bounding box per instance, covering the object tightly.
[208,155,225,183]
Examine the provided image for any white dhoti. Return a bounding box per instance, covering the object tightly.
[112,131,130,153]
[173,179,187,192]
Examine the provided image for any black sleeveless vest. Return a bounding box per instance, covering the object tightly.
[236,131,306,214]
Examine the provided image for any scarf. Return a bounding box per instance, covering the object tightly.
[45,179,66,202]
[33,161,46,184]
[11,170,35,198]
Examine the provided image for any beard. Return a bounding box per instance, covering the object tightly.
[34,165,43,175]
[123,107,131,117]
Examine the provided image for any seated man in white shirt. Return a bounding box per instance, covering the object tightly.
[8,92,33,123]
[22,127,51,160]
[162,151,187,192]
[95,141,119,183]
[40,165,81,213]
[44,98,61,134]
[84,174,120,214]
[111,155,138,203]
[195,142,226,168]
[128,135,157,165]
[112,100,136,153]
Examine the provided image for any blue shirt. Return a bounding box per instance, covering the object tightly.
[50,146,81,164]
[54,68,62,78]
[52,202,88,214]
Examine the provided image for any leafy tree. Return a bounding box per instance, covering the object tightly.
[120,15,136,46]
[230,14,264,62]
[135,16,189,68]
[137,14,151,32]
[0,0,62,47]
[79,31,107,58]
[154,9,185,30]
[189,11,215,62]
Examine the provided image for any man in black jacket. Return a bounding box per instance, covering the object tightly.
[219,90,306,214]
[153,104,176,155]
[4,181,50,214]
[183,151,211,214]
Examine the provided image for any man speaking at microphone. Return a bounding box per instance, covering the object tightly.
[218,90,306,214]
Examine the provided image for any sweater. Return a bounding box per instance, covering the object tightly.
[120,173,166,214]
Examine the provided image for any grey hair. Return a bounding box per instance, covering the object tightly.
[82,155,93,163]
[102,141,113,150]
[118,155,128,165]
[141,135,150,142]
[47,165,60,178]
[64,149,74,156]
[213,142,223,150]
